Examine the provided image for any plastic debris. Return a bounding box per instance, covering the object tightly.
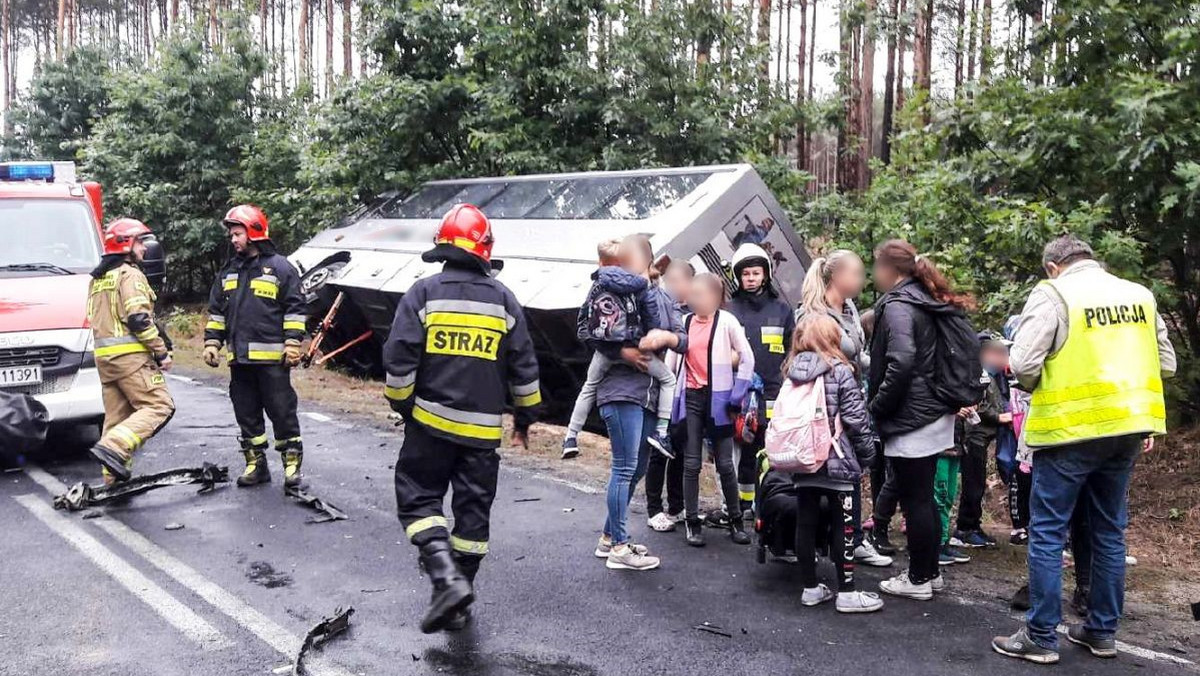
[693,622,732,638]
[164,522,185,531]
[292,606,354,676]
[52,463,229,512]
[284,485,349,523]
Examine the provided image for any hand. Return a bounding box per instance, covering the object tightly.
[284,340,303,368]
[1143,437,1155,454]
[620,346,650,373]
[638,329,673,352]
[159,355,174,372]
[998,412,1013,424]
[202,343,221,368]
[512,429,528,449]
[957,406,977,419]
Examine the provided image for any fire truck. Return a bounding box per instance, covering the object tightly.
[0,162,163,439]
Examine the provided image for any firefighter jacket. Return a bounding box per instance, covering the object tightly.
[726,290,795,415]
[88,260,169,382]
[383,263,542,449]
[204,248,306,364]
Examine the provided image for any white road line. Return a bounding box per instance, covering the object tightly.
[302,411,333,423]
[166,374,197,384]
[23,467,355,676]
[14,494,232,651]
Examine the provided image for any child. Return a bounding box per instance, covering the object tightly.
[657,272,755,546]
[952,332,1010,548]
[562,239,678,460]
[783,314,883,613]
[937,422,970,566]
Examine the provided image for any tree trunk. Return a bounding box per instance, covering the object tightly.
[2,0,9,129]
[796,0,808,170]
[859,0,875,188]
[325,0,334,94]
[895,0,906,113]
[342,0,352,77]
[299,0,310,87]
[260,0,268,50]
[965,0,977,82]
[807,0,816,167]
[837,0,857,194]
[171,0,179,25]
[880,0,897,164]
[757,0,771,98]
[913,0,931,123]
[56,0,67,60]
[953,0,964,96]
[979,0,991,78]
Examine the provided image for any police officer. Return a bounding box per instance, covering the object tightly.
[992,235,1175,664]
[725,243,795,522]
[384,204,541,634]
[202,205,308,489]
[87,219,176,482]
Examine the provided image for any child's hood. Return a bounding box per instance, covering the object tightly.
[594,266,649,295]
[787,351,833,384]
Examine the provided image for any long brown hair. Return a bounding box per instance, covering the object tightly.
[783,314,849,376]
[873,239,976,310]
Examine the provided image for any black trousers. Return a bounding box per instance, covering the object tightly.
[646,423,685,516]
[871,457,900,527]
[796,487,855,592]
[1009,468,1032,530]
[682,388,739,521]
[891,455,940,583]
[735,427,765,512]
[956,438,991,532]
[229,364,301,449]
[395,421,499,560]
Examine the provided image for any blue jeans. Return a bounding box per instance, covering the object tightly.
[1026,435,1140,649]
[600,403,653,545]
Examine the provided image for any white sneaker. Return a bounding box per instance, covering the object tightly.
[880,571,933,601]
[647,512,677,532]
[595,537,649,558]
[801,584,835,607]
[1126,555,1138,566]
[668,512,684,523]
[606,544,661,571]
[930,574,945,592]
[836,591,884,614]
[853,541,894,567]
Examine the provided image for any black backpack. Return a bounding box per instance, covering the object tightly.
[580,289,639,343]
[924,305,987,408]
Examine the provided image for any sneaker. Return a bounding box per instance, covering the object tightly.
[942,544,971,564]
[606,544,661,571]
[646,431,675,459]
[930,574,945,592]
[801,584,835,607]
[684,519,706,547]
[958,530,996,548]
[704,508,730,529]
[836,590,884,614]
[949,534,967,547]
[1065,625,1117,658]
[647,512,677,533]
[879,571,933,601]
[1011,584,1031,611]
[594,537,648,558]
[938,547,957,566]
[869,528,898,556]
[1010,529,1029,546]
[561,436,580,460]
[667,511,684,524]
[853,541,894,567]
[992,628,1060,665]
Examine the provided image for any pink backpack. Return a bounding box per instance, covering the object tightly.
[765,377,842,473]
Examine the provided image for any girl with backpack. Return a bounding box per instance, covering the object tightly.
[657,272,756,547]
[868,239,977,601]
[773,314,883,613]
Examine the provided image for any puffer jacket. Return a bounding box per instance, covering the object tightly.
[786,352,878,490]
[867,279,956,439]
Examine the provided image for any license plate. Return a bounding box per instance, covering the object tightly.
[0,365,42,387]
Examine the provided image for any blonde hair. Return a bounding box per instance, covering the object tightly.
[800,249,862,315]
[783,314,849,376]
[597,238,622,264]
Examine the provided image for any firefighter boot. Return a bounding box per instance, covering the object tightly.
[90,443,132,483]
[446,553,482,631]
[236,440,271,487]
[281,451,303,488]
[418,540,474,634]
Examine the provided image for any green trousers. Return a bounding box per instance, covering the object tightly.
[933,455,961,545]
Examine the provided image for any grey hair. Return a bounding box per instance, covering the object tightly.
[1041,235,1095,268]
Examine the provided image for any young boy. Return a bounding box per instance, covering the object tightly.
[952,332,1011,548]
[562,239,677,460]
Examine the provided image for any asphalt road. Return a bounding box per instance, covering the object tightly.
[1,371,1193,676]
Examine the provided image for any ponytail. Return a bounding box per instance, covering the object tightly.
[874,239,976,310]
[799,249,863,315]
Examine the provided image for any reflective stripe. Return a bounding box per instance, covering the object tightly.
[420,299,516,330]
[109,425,142,452]
[765,400,775,420]
[511,380,542,407]
[405,516,448,539]
[413,399,503,442]
[760,326,785,336]
[738,485,756,502]
[284,314,306,323]
[385,372,416,401]
[223,275,238,291]
[1032,379,1163,407]
[247,342,284,362]
[245,434,269,447]
[95,335,150,358]
[135,326,160,342]
[256,274,279,284]
[450,536,489,555]
[249,278,277,299]
[206,319,226,331]
[274,436,303,448]
[1024,403,1167,433]
[283,314,306,332]
[424,311,507,333]
[123,295,150,309]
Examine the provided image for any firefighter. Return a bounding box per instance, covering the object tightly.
[725,243,795,521]
[384,203,541,634]
[87,218,176,483]
[202,205,308,489]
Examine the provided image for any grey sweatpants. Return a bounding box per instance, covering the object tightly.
[566,350,676,437]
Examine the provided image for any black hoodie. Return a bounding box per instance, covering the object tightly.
[867,279,957,438]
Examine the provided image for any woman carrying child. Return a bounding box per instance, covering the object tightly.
[783,314,884,613]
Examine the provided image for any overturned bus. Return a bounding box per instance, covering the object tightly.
[287,164,811,418]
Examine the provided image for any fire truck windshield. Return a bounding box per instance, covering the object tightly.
[0,199,101,274]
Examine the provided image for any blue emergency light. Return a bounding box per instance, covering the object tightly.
[0,163,55,181]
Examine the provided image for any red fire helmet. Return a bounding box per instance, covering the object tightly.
[103,218,152,256]
[223,204,270,242]
[434,203,495,263]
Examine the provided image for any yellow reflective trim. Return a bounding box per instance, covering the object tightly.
[247,434,269,446]
[1032,379,1163,407]
[385,384,415,401]
[110,425,142,451]
[223,279,238,291]
[450,535,489,555]
[247,350,282,361]
[1024,403,1166,433]
[761,334,783,345]
[738,490,755,502]
[123,295,150,308]
[283,321,306,332]
[95,342,150,358]
[413,405,503,442]
[513,390,542,408]
[135,327,160,341]
[250,278,278,300]
[405,516,448,539]
[206,320,226,331]
[424,311,508,333]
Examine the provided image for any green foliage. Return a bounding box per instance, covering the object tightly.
[3,48,116,161]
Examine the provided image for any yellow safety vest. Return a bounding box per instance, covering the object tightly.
[1025,269,1166,447]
